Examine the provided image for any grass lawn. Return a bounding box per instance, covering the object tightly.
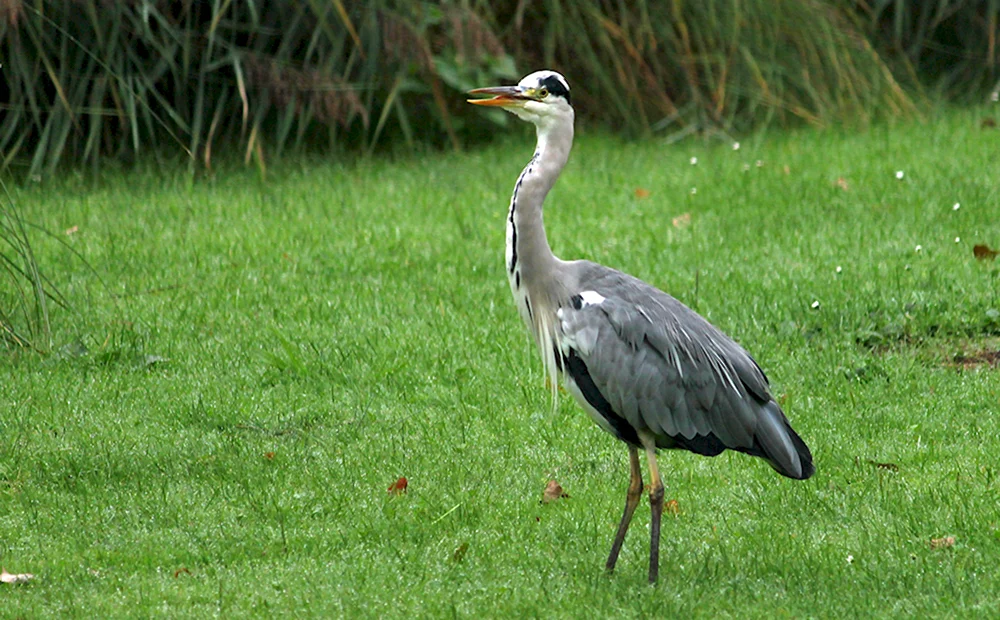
[3,107,1000,616]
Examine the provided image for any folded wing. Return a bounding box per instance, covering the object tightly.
[557,266,814,480]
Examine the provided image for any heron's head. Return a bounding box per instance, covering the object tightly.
[468,70,573,131]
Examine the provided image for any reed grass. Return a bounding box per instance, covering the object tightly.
[0,0,948,179]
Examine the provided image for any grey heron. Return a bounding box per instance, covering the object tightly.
[468,70,814,584]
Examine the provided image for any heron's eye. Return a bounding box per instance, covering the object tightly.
[538,87,549,98]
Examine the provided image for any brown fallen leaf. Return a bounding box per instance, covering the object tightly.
[65,225,79,235]
[1,568,34,584]
[950,349,1000,369]
[665,499,680,515]
[541,479,569,503]
[173,567,191,578]
[672,213,691,228]
[866,459,899,472]
[634,188,651,199]
[930,535,955,550]
[835,177,849,191]
[263,452,275,460]
[974,244,999,260]
[982,117,997,128]
[452,541,469,563]
[387,476,408,495]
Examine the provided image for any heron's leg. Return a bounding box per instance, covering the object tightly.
[605,445,642,573]
[645,444,665,584]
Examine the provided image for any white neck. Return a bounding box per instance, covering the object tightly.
[505,113,575,397]
[506,118,574,286]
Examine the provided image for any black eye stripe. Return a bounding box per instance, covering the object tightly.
[539,75,571,105]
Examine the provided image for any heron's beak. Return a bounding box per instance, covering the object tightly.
[467,85,532,107]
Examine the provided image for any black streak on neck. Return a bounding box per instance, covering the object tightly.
[508,151,539,275]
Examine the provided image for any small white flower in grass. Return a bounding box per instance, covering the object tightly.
[895,170,905,180]
[835,265,842,274]
[955,237,961,243]
[755,160,764,168]
[811,300,820,310]
[847,554,854,564]
[905,264,911,271]
[992,91,999,103]
[732,142,741,151]
[953,202,961,211]
[690,156,698,165]
[915,244,922,252]
[742,163,751,172]
[690,187,698,195]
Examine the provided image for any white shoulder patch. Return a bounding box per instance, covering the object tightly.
[579,290,606,307]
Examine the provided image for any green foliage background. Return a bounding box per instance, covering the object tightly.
[1,0,996,179]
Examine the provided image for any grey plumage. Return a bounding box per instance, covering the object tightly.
[469,70,813,584]
[556,261,813,480]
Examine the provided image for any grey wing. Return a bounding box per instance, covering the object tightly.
[557,276,813,480]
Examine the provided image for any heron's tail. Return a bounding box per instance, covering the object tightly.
[754,401,815,480]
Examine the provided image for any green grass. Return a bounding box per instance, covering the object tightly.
[3,107,1000,616]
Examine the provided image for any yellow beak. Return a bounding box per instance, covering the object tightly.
[467,86,531,107]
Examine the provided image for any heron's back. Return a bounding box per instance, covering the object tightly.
[557,261,814,480]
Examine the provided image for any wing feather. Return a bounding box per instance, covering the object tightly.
[557,262,814,480]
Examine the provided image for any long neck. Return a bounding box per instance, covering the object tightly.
[506,117,574,401]
[506,121,573,285]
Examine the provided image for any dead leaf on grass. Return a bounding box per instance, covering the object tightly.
[1,568,34,584]
[982,117,997,128]
[672,213,691,228]
[452,541,469,562]
[853,456,899,471]
[173,567,191,578]
[866,459,899,472]
[388,476,408,495]
[541,479,569,504]
[65,225,79,235]
[973,244,999,260]
[634,188,651,199]
[835,177,849,190]
[930,535,955,550]
[665,499,680,515]
[950,349,1000,369]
